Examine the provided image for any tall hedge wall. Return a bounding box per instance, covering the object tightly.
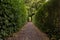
[34,0,60,40]
[0,0,27,40]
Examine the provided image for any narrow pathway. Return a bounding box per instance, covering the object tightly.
[6,22,49,40]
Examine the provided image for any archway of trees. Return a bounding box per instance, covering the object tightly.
[0,0,60,40]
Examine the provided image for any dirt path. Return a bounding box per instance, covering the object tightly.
[6,22,49,40]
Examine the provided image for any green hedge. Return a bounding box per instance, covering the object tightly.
[0,0,27,40]
[34,0,60,40]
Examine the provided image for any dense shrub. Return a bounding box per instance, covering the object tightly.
[34,0,60,40]
[0,0,27,40]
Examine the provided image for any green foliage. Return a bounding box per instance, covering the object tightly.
[0,0,27,40]
[34,0,60,40]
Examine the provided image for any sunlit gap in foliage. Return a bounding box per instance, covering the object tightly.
[45,0,49,2]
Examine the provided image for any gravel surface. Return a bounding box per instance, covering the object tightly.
[6,22,49,40]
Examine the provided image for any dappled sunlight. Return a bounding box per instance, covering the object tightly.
[45,0,49,2]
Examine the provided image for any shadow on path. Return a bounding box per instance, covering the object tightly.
[6,22,49,40]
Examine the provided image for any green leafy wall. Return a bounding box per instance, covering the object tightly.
[34,0,60,40]
[0,0,27,40]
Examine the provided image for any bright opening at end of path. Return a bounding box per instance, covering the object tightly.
[45,0,49,2]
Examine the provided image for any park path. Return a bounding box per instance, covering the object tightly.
[6,22,49,40]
